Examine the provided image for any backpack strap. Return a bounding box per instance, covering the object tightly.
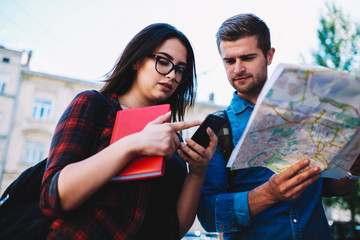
[0,158,47,208]
[211,110,236,191]
[212,110,234,164]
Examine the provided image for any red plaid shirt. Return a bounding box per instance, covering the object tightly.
[40,90,187,239]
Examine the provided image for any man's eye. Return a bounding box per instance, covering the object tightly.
[225,59,235,64]
[241,56,256,61]
[243,57,254,61]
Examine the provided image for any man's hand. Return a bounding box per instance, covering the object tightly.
[248,159,321,217]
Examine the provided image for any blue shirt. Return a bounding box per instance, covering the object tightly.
[198,92,332,240]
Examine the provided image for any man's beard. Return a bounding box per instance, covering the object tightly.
[235,63,268,95]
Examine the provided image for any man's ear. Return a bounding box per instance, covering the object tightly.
[267,47,275,66]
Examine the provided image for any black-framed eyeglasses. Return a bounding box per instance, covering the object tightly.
[150,54,186,84]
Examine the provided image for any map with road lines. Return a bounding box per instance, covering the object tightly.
[227,64,360,179]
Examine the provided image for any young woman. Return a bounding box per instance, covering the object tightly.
[39,23,217,239]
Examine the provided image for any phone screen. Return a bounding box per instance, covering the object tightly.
[191,114,226,148]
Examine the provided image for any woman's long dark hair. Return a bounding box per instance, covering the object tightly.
[100,23,197,121]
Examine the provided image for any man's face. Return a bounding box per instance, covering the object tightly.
[219,35,274,103]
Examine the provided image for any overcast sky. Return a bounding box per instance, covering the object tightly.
[1,0,359,106]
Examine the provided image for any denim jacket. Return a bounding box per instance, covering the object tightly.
[198,92,332,240]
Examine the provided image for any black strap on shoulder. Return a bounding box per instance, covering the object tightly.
[212,110,236,192]
[212,110,234,164]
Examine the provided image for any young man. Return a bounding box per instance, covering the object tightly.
[197,13,360,240]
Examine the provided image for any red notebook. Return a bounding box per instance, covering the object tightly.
[110,104,170,181]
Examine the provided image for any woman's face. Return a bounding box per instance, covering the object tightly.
[132,38,187,105]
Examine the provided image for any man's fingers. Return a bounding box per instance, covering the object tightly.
[278,165,321,195]
[280,159,312,180]
[283,173,321,200]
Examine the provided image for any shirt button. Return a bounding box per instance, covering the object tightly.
[293,219,298,223]
[220,225,225,230]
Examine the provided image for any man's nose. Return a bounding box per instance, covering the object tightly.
[234,60,245,74]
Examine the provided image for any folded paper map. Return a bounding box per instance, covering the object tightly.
[227,63,360,179]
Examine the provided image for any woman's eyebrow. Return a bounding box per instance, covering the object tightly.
[155,51,173,60]
[155,51,187,66]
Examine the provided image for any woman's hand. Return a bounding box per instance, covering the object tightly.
[177,127,218,177]
[131,112,201,159]
[175,127,218,237]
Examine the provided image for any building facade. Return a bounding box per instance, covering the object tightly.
[0,46,25,192]
[0,46,103,192]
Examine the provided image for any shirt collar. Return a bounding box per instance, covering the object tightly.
[109,92,122,110]
[229,91,255,115]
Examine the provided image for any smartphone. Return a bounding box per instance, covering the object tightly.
[191,114,226,148]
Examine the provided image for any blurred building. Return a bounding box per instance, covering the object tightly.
[0,46,25,192]
[0,46,102,192]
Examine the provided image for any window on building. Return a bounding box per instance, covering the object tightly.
[0,74,9,93]
[32,99,53,121]
[23,141,45,165]
[2,57,10,63]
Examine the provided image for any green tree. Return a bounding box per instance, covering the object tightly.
[312,2,360,73]
[323,183,360,230]
[314,1,360,231]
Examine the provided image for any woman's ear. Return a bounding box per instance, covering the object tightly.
[133,62,138,70]
[133,59,142,70]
